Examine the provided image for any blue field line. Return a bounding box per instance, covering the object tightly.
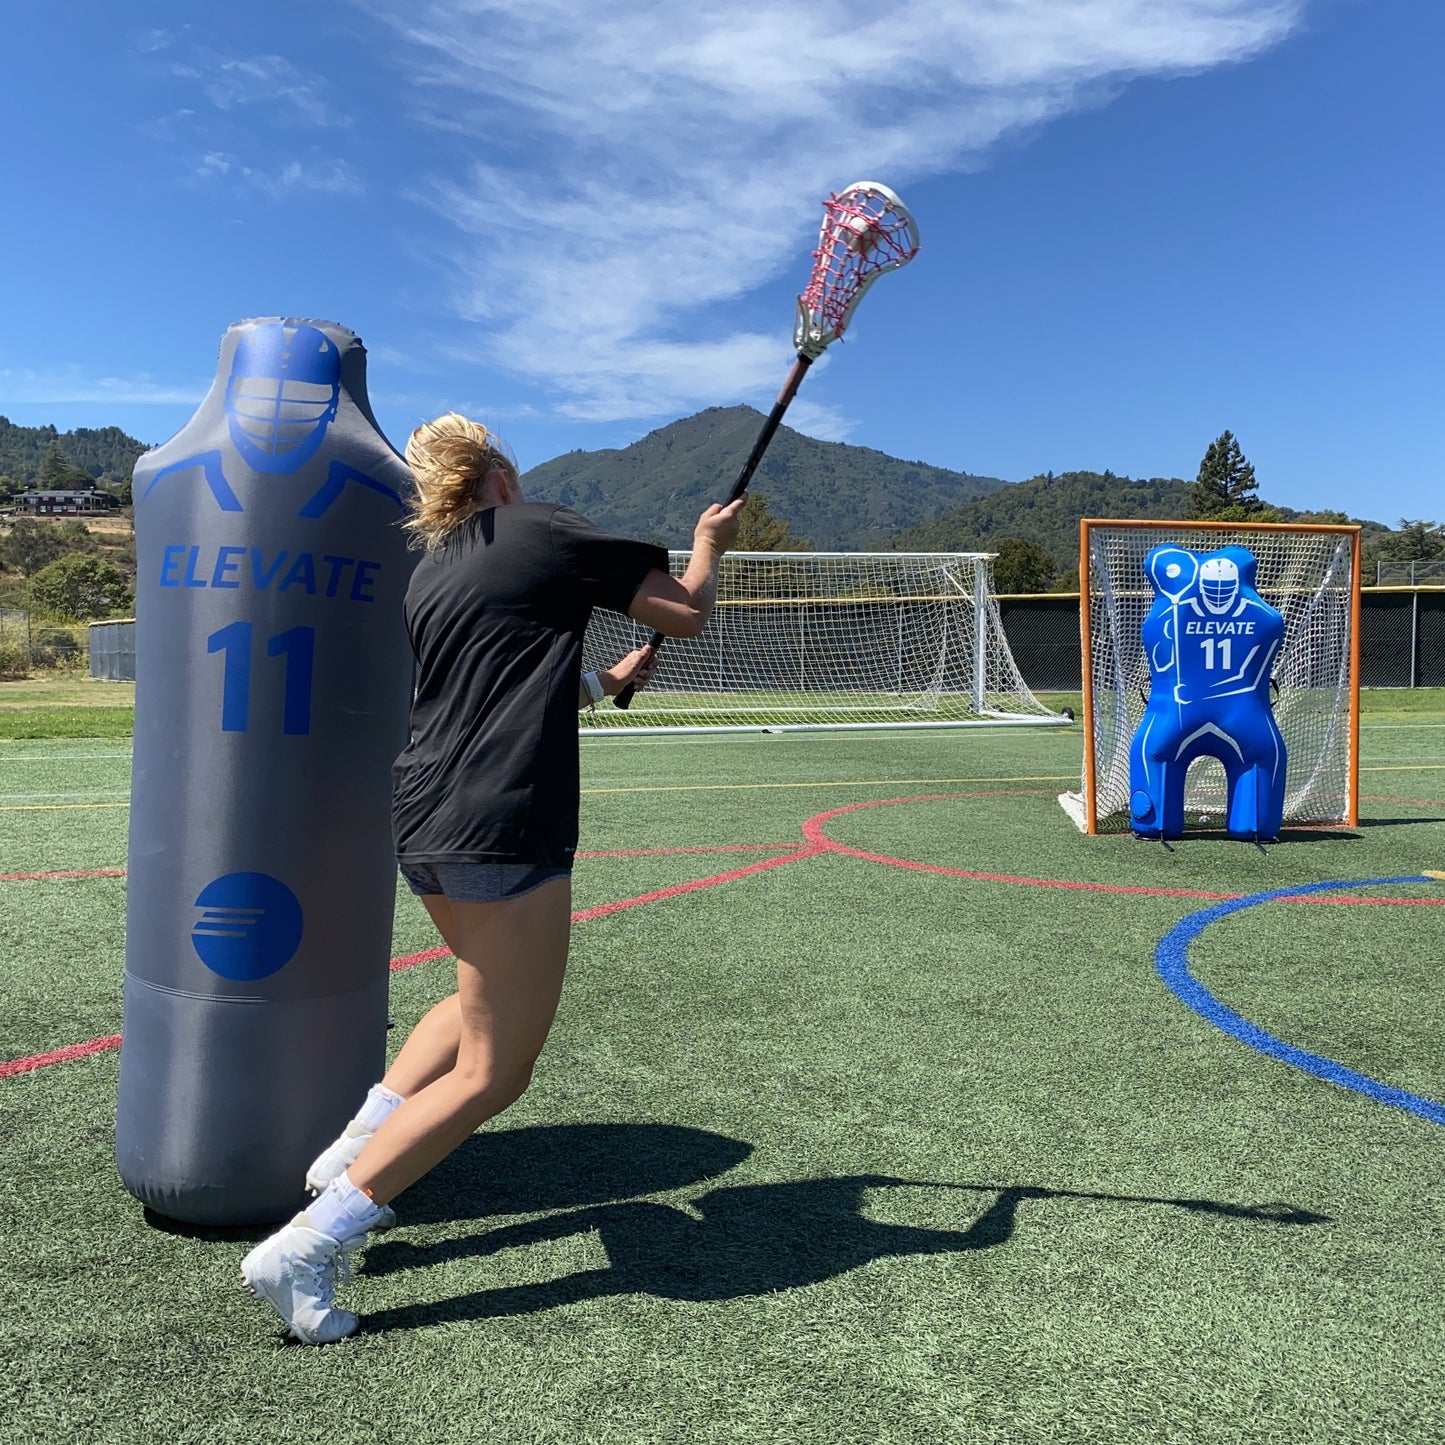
[1156,877,1445,1128]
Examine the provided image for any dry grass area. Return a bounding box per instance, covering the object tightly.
[77,515,135,537]
[0,677,134,708]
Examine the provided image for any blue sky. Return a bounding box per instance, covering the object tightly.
[1,0,1439,523]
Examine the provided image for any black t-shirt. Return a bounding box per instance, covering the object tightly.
[392,503,667,866]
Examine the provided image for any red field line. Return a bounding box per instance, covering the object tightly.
[0,846,804,885]
[803,794,1445,907]
[571,847,814,922]
[576,843,803,859]
[7,789,1441,1078]
[5,850,818,1075]
[0,1033,124,1079]
[389,945,452,973]
[803,794,1237,901]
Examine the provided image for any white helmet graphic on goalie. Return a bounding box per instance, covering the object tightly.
[1199,555,1241,614]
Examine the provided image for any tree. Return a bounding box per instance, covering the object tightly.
[990,536,1058,594]
[1187,431,1279,521]
[58,520,97,551]
[37,440,93,491]
[1375,519,1445,563]
[1,519,69,576]
[26,554,132,621]
[733,489,808,551]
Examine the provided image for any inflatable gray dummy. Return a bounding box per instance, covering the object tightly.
[116,318,417,1225]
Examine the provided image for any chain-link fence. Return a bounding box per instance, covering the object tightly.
[0,609,111,676]
[1375,560,1445,586]
[999,589,1445,692]
[1,607,30,679]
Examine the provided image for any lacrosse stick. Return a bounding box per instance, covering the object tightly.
[613,180,921,709]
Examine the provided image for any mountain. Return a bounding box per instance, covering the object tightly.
[520,406,1009,550]
[0,417,148,486]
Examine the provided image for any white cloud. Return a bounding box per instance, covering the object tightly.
[134,27,186,55]
[138,34,359,197]
[0,367,207,407]
[194,54,344,127]
[362,0,1306,423]
[784,398,857,445]
[194,152,363,197]
[158,46,347,126]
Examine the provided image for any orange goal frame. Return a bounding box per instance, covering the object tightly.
[1077,518,1361,835]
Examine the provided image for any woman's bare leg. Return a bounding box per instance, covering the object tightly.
[347,877,572,1206]
[380,994,462,1096]
[378,896,466,1097]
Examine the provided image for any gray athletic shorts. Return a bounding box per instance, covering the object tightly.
[398,861,571,903]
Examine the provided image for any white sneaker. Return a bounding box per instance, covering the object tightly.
[240,1215,360,1344]
[305,1123,372,1195]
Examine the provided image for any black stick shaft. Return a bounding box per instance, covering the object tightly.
[724,352,813,504]
[613,353,814,710]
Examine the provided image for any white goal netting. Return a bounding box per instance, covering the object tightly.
[580,551,1062,733]
[1063,521,1359,833]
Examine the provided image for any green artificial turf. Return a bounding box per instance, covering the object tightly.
[0,707,137,739]
[0,710,1443,1443]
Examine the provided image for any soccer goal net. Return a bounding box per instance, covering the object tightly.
[580,551,1063,733]
[1061,519,1360,834]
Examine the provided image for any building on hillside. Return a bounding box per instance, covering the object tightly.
[13,488,120,516]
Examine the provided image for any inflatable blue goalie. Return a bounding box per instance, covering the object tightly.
[1129,544,1286,841]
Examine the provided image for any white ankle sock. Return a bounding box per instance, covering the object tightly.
[305,1172,386,1241]
[353,1083,405,1134]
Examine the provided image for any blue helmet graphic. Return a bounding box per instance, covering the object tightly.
[225,323,342,475]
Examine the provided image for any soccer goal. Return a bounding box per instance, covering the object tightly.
[1061,519,1361,834]
[580,551,1065,734]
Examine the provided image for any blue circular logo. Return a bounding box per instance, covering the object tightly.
[191,872,304,981]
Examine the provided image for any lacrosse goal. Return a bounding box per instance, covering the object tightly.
[1061,518,1361,833]
[582,551,1064,733]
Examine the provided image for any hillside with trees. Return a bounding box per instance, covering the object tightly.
[890,431,1400,589]
[0,517,136,618]
[0,411,1428,611]
[888,469,1198,572]
[0,417,148,498]
[520,406,1008,550]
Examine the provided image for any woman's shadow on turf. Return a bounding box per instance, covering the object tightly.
[359,1123,1329,1334]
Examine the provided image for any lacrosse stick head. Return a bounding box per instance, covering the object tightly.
[793,182,920,359]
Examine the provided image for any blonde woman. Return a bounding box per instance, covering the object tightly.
[242,414,745,1342]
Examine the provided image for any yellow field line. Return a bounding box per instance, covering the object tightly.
[585,775,1079,795]
[0,801,130,812]
[0,777,1080,811]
